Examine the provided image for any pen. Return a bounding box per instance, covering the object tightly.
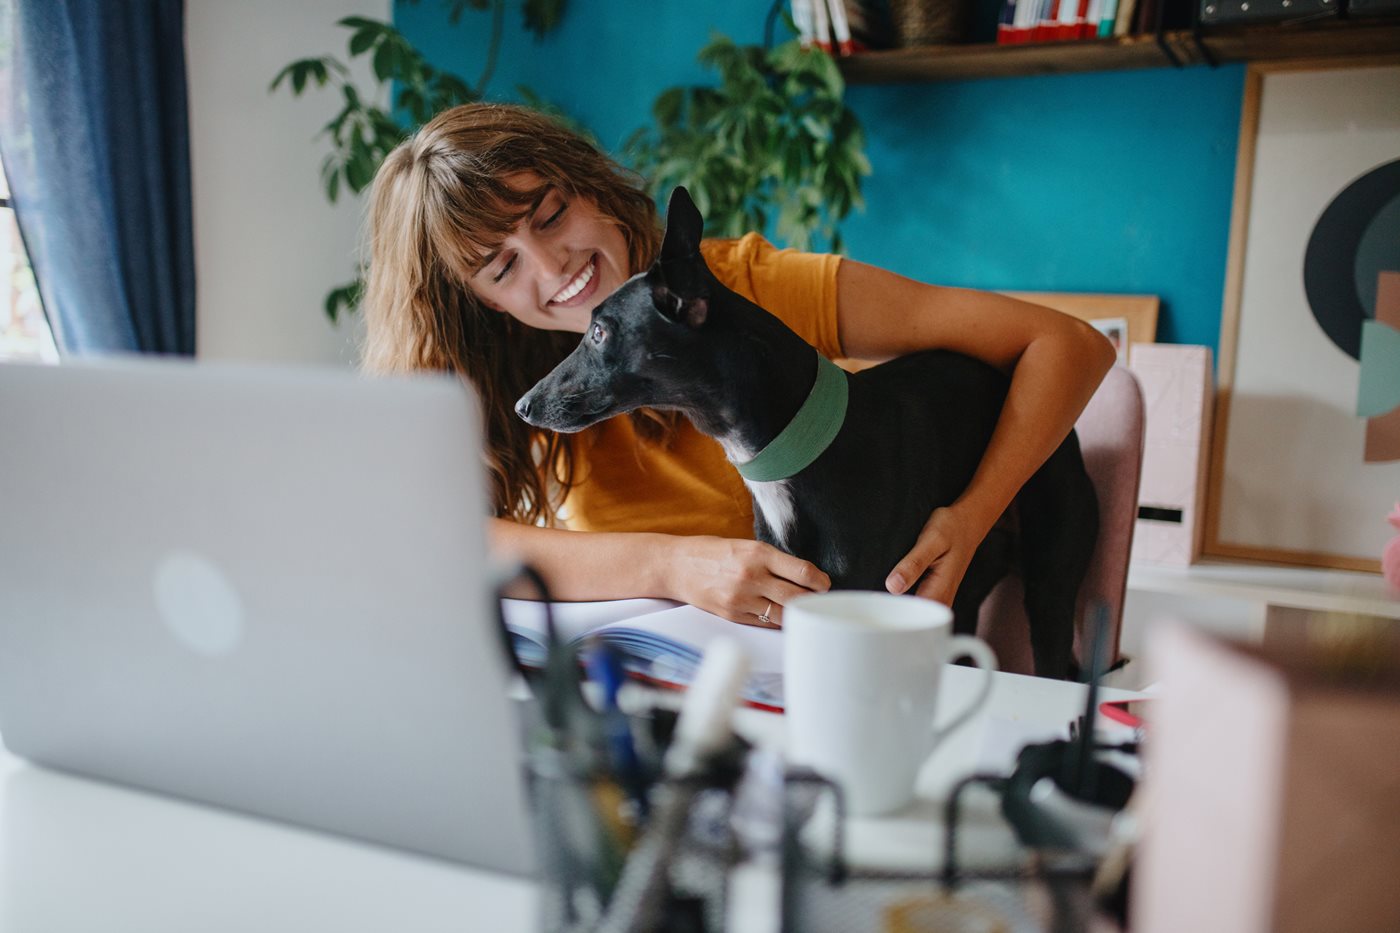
[536,631,627,912]
[585,639,651,821]
[597,637,750,933]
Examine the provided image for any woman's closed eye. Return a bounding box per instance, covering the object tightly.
[540,200,567,228]
[492,254,516,283]
[489,199,566,283]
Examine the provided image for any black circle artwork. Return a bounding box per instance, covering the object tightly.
[1302,158,1400,361]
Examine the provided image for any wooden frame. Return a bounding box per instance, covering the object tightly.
[1003,291,1160,358]
[1203,57,1400,573]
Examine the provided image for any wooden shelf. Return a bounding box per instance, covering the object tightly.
[836,21,1400,83]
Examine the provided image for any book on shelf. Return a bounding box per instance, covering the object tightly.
[501,598,785,711]
[1113,0,1138,35]
[811,0,834,51]
[996,0,1140,42]
[793,0,893,54]
[793,0,816,46]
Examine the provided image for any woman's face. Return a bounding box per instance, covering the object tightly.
[466,175,631,335]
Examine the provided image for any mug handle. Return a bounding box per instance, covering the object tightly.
[929,635,998,746]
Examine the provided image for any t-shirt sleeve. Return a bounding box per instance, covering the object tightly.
[700,233,844,360]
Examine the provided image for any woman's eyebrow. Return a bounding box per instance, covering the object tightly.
[472,187,557,274]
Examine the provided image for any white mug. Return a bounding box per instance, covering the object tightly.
[783,591,998,817]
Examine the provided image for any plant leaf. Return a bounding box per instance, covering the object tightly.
[523,0,567,37]
[349,26,378,57]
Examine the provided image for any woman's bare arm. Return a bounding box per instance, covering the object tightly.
[835,260,1117,603]
[489,517,829,626]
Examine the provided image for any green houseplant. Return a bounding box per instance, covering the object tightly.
[625,33,870,254]
[271,0,568,320]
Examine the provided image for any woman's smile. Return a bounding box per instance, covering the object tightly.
[548,254,599,307]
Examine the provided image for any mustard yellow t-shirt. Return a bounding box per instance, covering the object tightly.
[559,233,843,538]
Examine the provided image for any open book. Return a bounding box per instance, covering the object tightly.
[500,598,785,710]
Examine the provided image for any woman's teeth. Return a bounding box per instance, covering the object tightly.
[551,257,595,304]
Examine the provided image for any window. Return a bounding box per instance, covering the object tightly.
[0,151,56,363]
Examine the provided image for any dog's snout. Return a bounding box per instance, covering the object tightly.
[514,395,532,420]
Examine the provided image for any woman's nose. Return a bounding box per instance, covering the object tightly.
[518,236,569,294]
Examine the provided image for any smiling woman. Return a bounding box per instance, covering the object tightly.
[360,102,1114,633]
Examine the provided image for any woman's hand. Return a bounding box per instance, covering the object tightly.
[884,505,985,606]
[670,535,831,628]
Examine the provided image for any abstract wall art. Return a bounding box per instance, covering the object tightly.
[1206,61,1400,572]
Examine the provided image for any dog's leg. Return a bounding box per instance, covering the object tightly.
[949,526,1014,639]
[1016,441,1099,680]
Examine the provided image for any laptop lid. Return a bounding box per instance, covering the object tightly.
[0,357,533,875]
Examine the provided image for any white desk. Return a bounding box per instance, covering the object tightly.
[0,667,1141,933]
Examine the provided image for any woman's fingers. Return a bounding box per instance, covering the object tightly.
[673,536,831,628]
[741,545,830,628]
[764,546,832,595]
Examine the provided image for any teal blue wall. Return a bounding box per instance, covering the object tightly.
[394,1,1246,352]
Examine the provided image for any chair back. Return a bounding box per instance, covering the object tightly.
[977,365,1146,675]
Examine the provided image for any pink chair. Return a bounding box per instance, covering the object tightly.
[977,365,1146,676]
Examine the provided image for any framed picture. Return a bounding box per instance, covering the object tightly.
[1088,316,1130,364]
[1003,292,1159,362]
[1204,59,1400,572]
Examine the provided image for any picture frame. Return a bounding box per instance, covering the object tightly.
[1002,292,1159,362]
[1203,59,1400,573]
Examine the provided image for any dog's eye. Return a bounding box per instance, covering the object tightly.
[590,322,606,345]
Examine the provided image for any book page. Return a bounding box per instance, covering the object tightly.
[596,604,782,674]
[597,605,785,708]
[501,600,785,708]
[500,597,681,643]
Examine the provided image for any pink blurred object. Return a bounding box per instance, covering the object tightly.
[1384,503,1400,593]
[1129,344,1213,566]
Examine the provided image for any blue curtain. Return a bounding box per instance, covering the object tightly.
[0,0,195,355]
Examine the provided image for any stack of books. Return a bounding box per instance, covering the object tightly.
[996,0,1196,43]
[791,0,895,54]
[997,0,1133,43]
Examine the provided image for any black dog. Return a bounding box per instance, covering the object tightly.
[516,188,1098,679]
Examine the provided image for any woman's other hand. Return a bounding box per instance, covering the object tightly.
[671,536,830,628]
[884,505,982,606]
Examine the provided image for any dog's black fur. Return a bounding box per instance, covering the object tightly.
[516,188,1099,679]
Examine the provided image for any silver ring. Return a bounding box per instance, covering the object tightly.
[756,601,772,625]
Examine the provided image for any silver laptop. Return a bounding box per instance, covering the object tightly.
[0,356,534,875]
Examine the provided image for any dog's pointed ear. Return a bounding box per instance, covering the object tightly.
[660,187,703,263]
[650,281,708,329]
[653,186,707,327]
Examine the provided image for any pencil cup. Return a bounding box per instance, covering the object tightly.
[527,719,737,932]
[784,592,997,817]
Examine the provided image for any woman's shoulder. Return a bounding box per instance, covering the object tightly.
[698,234,843,359]
[699,232,772,276]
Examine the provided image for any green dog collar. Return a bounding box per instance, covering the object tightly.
[735,355,849,483]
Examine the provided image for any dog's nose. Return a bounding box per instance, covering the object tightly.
[515,395,532,420]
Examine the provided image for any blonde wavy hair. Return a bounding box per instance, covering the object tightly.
[362,103,675,525]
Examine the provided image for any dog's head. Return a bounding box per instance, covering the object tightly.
[514,186,717,433]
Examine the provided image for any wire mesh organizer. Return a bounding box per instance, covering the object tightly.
[530,741,1116,933]
[780,770,1109,933]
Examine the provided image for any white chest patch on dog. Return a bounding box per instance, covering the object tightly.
[745,478,796,549]
[720,437,797,548]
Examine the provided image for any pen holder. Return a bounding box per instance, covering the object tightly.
[527,730,743,933]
